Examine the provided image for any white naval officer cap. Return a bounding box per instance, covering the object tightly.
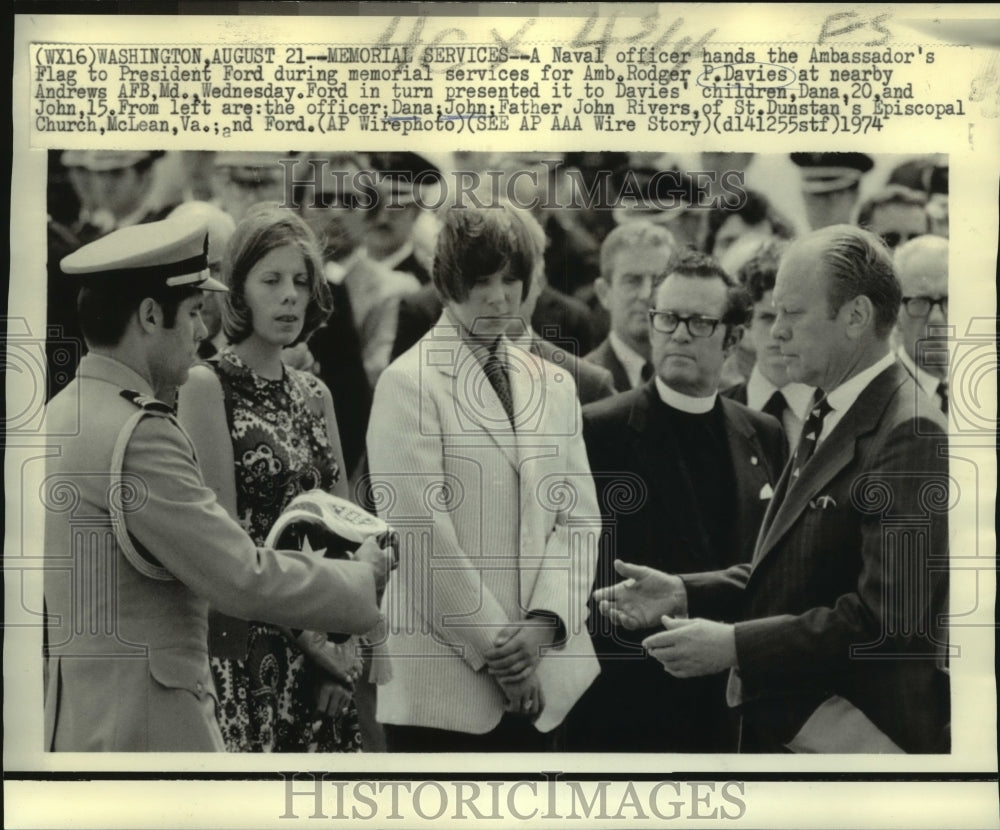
[790,152,874,195]
[60,213,229,292]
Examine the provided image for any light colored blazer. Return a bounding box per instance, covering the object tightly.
[43,354,382,751]
[367,317,601,734]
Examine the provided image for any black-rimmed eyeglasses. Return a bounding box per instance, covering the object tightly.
[901,296,948,318]
[648,311,722,338]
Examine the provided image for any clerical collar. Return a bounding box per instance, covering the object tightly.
[654,376,717,414]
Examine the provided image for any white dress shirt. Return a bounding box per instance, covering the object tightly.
[374,240,415,273]
[897,346,947,411]
[818,351,897,445]
[745,367,815,451]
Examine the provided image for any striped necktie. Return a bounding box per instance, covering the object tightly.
[484,340,515,428]
[791,390,832,481]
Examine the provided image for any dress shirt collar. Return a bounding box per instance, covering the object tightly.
[824,350,897,420]
[508,324,536,350]
[374,240,414,273]
[654,376,717,414]
[745,366,815,421]
[608,330,650,389]
[896,345,942,397]
[323,249,362,284]
[442,306,509,369]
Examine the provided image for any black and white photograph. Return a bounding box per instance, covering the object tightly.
[6,5,999,829]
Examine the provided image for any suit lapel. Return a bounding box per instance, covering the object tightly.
[608,347,631,393]
[428,320,519,470]
[594,340,630,393]
[506,341,552,468]
[721,399,772,562]
[754,364,906,565]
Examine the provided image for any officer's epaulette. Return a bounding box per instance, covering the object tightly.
[120,389,174,414]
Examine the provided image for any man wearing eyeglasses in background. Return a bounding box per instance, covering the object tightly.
[564,250,786,752]
[854,185,930,251]
[595,226,950,754]
[894,235,949,415]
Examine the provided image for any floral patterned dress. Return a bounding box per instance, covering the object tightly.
[208,348,362,752]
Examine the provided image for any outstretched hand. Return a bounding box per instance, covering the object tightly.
[592,560,688,630]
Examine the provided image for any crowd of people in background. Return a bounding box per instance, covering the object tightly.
[42,149,951,754]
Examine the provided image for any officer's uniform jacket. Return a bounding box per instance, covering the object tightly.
[43,354,382,751]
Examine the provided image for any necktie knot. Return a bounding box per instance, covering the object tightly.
[761,389,788,422]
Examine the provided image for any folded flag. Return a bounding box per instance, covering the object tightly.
[265,490,396,562]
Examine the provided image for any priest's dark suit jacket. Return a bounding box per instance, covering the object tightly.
[720,381,748,405]
[529,336,616,405]
[684,362,950,753]
[566,380,786,751]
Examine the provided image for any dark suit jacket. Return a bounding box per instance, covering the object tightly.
[531,284,598,356]
[897,356,948,415]
[529,337,615,405]
[308,282,373,478]
[391,284,598,361]
[394,250,431,285]
[582,337,632,394]
[685,363,950,753]
[720,381,748,405]
[566,381,786,751]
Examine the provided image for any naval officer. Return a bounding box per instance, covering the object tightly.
[44,215,394,751]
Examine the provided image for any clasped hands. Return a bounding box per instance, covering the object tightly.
[295,630,364,719]
[593,560,737,678]
[484,618,558,719]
